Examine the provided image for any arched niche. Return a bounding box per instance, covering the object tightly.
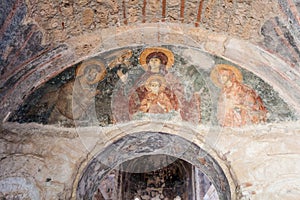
[76,131,233,200]
[9,45,296,127]
[94,155,219,200]
[2,24,300,122]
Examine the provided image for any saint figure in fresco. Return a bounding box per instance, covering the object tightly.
[139,75,178,114]
[48,59,106,126]
[210,64,267,127]
[112,46,201,123]
[116,46,174,83]
[139,46,174,75]
[126,47,201,123]
[114,47,177,121]
[127,47,179,117]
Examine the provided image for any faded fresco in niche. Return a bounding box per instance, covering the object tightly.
[9,46,296,127]
[48,59,107,127]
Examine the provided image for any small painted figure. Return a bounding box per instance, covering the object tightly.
[139,75,176,114]
[210,64,267,127]
[48,59,106,126]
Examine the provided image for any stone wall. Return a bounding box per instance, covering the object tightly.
[2,24,300,124]
[1,1,300,200]
[1,120,300,199]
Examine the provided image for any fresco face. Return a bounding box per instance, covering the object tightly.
[148,58,162,73]
[9,46,296,127]
[84,66,99,83]
[218,69,231,86]
[148,80,160,94]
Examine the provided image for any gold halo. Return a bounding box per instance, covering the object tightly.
[145,74,167,91]
[139,47,174,71]
[210,64,243,88]
[76,59,107,84]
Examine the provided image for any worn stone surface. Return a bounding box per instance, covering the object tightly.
[23,0,280,45]
[0,123,86,199]
[1,0,300,199]
[1,121,300,199]
[0,177,40,199]
[261,17,300,68]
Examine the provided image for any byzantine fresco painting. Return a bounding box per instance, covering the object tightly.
[210,64,267,127]
[48,59,107,127]
[9,46,296,127]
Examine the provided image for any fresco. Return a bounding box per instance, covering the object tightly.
[48,59,107,127]
[10,46,296,127]
[210,64,267,127]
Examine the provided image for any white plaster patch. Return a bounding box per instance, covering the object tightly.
[179,48,215,70]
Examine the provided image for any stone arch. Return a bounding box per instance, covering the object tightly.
[75,131,234,200]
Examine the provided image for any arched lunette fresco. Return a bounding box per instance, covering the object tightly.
[2,23,300,123]
[76,131,232,200]
[9,45,296,128]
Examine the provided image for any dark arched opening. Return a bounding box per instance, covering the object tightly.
[77,132,231,200]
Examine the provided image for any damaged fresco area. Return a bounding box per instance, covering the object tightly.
[9,46,296,127]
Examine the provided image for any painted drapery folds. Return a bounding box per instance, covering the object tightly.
[10,46,296,127]
[210,64,267,127]
[48,59,107,127]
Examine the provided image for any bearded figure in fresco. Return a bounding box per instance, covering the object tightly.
[48,59,106,126]
[210,64,267,127]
